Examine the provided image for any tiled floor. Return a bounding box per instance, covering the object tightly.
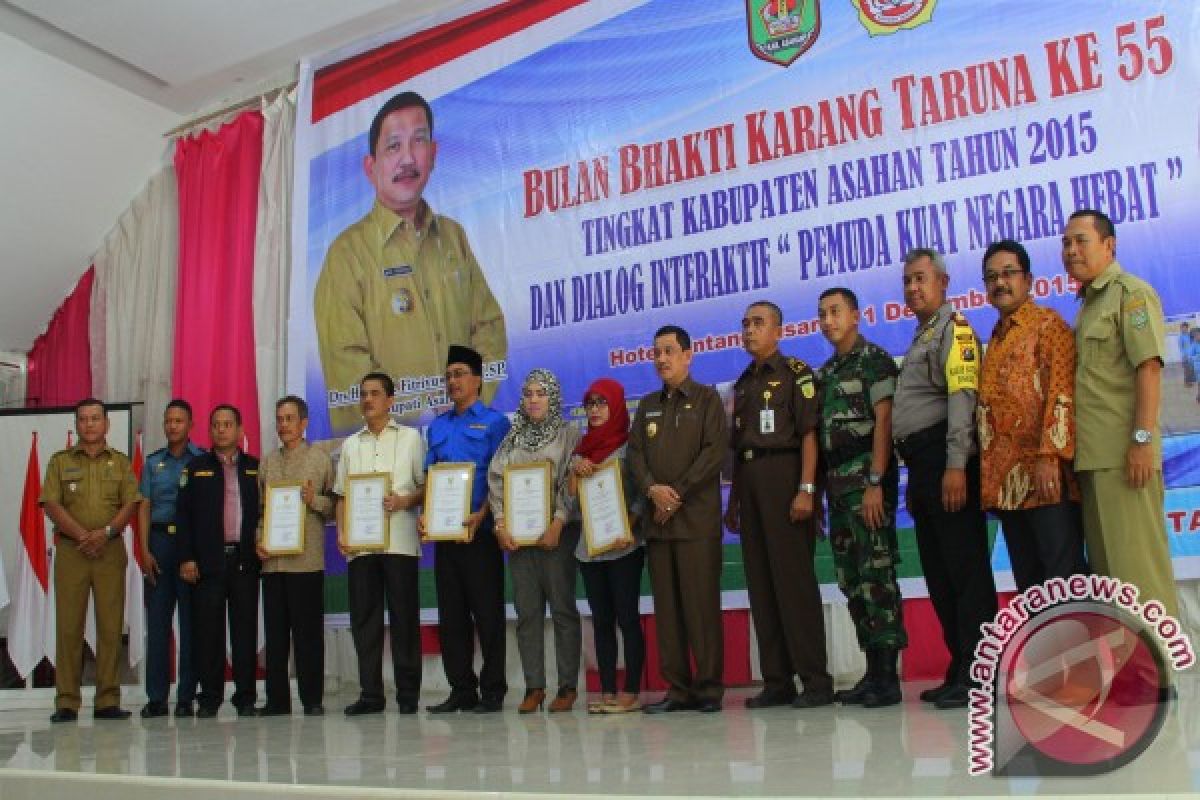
[0,677,1197,799]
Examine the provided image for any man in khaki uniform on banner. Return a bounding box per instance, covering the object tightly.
[1065,208,1179,617]
[41,398,141,722]
[314,91,507,433]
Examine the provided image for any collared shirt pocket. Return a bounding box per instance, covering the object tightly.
[1082,312,1119,367]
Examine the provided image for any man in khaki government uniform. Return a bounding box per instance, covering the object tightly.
[1066,209,1179,617]
[41,398,141,723]
[725,301,832,709]
[314,91,506,433]
[628,325,727,713]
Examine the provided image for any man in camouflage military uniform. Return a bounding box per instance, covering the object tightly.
[815,288,906,707]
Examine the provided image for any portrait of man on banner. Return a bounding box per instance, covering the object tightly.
[313,91,508,434]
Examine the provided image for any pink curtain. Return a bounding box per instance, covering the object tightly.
[26,267,95,407]
[171,112,264,453]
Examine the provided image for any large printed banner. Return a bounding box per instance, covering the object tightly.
[290,0,1200,608]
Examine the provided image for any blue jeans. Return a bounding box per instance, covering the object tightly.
[145,528,196,704]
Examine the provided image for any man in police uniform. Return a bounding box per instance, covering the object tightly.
[629,325,727,713]
[177,405,262,718]
[138,399,205,718]
[815,288,906,708]
[420,345,512,713]
[313,91,507,433]
[892,248,997,710]
[42,398,141,723]
[724,301,832,709]
[1066,209,1179,617]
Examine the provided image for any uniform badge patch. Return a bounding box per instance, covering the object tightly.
[391,289,414,315]
[647,422,658,438]
[802,382,816,399]
[1129,307,1149,330]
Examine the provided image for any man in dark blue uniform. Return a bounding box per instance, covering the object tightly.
[177,405,262,718]
[138,399,205,718]
[421,345,511,713]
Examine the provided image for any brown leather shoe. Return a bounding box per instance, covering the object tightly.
[518,688,546,714]
[548,688,577,713]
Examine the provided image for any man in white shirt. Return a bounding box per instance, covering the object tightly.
[334,372,427,715]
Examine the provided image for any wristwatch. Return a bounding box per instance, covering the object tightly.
[105,526,120,541]
[1132,428,1153,445]
[866,472,883,487]
[797,483,816,494]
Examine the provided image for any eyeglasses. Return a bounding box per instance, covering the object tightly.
[583,397,608,409]
[983,268,1026,286]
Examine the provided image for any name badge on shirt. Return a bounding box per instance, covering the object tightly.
[760,410,775,434]
[469,424,487,430]
[646,411,663,418]
[392,289,414,315]
[382,265,413,278]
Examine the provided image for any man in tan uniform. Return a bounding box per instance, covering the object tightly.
[41,398,141,722]
[1066,209,1179,617]
[628,325,727,713]
[314,91,507,433]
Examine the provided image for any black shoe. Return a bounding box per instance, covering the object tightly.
[196,705,220,719]
[255,705,291,717]
[792,689,834,709]
[426,694,478,713]
[697,700,723,713]
[836,651,880,705]
[235,704,258,718]
[343,699,385,716]
[921,666,958,703]
[303,705,325,717]
[94,706,132,720]
[175,701,195,718]
[642,698,698,714]
[50,709,78,724]
[474,696,503,713]
[395,699,419,715]
[745,689,796,709]
[862,649,903,708]
[934,684,969,709]
[140,701,169,719]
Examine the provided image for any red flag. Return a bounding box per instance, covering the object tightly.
[10,432,49,677]
[129,431,145,570]
[20,433,48,591]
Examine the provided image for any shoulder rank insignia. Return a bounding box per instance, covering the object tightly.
[786,357,809,375]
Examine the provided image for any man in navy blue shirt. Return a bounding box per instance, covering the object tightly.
[421,345,511,713]
[138,399,206,719]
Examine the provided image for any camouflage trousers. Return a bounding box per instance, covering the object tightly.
[828,489,907,649]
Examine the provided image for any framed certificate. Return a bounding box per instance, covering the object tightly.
[579,459,632,557]
[504,461,553,546]
[424,462,474,542]
[344,472,391,553]
[262,481,305,555]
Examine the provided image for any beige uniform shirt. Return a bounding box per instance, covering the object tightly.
[1074,260,1165,471]
[313,199,507,433]
[258,442,334,574]
[41,444,141,535]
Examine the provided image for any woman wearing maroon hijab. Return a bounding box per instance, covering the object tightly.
[568,378,646,713]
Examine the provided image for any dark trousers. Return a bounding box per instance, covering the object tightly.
[996,500,1088,592]
[145,527,196,704]
[904,446,997,686]
[262,571,325,710]
[580,547,646,695]
[737,454,831,695]
[192,549,260,711]
[434,529,507,701]
[646,536,724,703]
[347,553,420,705]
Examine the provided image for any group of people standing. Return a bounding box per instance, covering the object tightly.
[39,206,1177,723]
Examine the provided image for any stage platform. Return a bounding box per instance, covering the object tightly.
[0,676,1198,800]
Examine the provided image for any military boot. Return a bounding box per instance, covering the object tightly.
[862,648,902,708]
[834,650,878,705]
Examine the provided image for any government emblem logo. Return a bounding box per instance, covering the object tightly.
[746,0,821,67]
[850,0,937,36]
